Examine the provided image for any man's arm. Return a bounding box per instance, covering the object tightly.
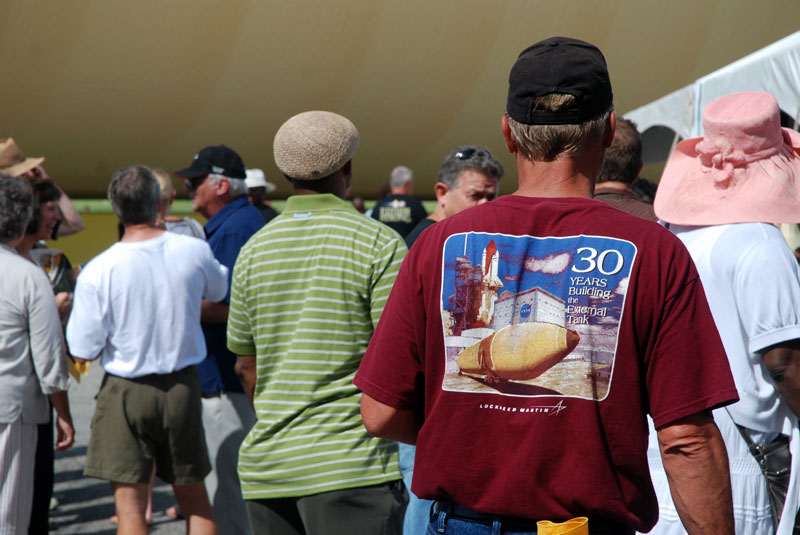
[48,390,74,451]
[760,339,800,417]
[360,393,420,445]
[657,411,734,535]
[201,299,229,323]
[234,355,256,408]
[55,186,85,237]
[54,291,73,324]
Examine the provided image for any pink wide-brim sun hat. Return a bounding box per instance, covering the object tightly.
[654,91,800,225]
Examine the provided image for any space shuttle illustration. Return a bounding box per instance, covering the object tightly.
[476,240,503,327]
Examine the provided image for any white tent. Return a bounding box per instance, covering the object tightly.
[626,31,800,162]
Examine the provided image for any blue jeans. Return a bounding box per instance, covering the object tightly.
[399,443,435,535]
[427,508,633,535]
[428,512,538,534]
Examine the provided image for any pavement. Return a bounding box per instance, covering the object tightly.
[50,363,185,534]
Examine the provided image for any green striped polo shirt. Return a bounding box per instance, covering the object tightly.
[227,193,407,499]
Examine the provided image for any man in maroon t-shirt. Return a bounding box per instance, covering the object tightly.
[355,37,739,535]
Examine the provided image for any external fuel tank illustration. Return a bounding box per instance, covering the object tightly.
[457,322,580,382]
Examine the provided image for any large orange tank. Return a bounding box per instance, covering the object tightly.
[457,322,579,382]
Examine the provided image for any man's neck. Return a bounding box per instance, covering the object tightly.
[202,193,237,220]
[428,204,446,222]
[390,186,411,196]
[121,222,165,243]
[594,181,632,194]
[291,171,348,199]
[513,155,597,198]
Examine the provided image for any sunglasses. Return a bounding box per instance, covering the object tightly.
[185,175,209,191]
[454,148,477,160]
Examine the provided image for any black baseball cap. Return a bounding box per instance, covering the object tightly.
[174,144,246,179]
[507,36,613,125]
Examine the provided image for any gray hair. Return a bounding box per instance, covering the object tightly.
[389,166,413,189]
[207,174,247,198]
[0,174,34,244]
[507,93,611,162]
[597,118,642,184]
[437,145,504,189]
[108,165,161,225]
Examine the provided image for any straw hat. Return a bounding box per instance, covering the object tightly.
[273,111,359,180]
[654,91,800,225]
[0,138,44,177]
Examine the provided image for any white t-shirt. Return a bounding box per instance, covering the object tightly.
[675,223,800,436]
[643,223,800,535]
[67,232,228,378]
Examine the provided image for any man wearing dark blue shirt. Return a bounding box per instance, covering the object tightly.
[176,145,264,535]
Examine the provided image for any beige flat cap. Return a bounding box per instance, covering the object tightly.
[273,111,359,180]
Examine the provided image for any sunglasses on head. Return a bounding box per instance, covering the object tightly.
[454,148,477,160]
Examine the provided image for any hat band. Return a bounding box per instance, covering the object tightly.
[697,134,786,186]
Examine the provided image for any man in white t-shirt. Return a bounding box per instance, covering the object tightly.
[67,165,229,535]
[649,92,800,535]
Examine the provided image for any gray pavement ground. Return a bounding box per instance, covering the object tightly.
[50,363,185,534]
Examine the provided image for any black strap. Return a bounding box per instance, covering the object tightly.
[725,408,787,465]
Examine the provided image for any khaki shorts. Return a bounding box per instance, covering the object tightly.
[84,366,211,485]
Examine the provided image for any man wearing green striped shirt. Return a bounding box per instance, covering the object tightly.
[227,111,408,535]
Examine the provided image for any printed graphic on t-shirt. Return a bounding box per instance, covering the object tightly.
[440,232,636,400]
[378,199,413,223]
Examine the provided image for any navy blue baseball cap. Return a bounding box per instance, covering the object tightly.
[175,144,246,179]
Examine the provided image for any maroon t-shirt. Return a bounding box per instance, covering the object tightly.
[355,195,738,531]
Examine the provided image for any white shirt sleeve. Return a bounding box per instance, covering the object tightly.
[735,231,800,353]
[202,242,229,303]
[27,269,69,394]
[66,271,107,360]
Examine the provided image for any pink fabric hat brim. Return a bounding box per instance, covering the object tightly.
[655,127,800,225]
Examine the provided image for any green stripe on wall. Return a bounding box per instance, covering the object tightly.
[69,199,436,214]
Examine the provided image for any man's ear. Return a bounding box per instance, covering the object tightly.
[501,115,517,154]
[603,111,616,149]
[434,182,449,204]
[216,177,231,196]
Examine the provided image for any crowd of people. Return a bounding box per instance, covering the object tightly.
[1,35,799,535]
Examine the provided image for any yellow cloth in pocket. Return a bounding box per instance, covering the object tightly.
[536,517,588,535]
[68,355,90,382]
